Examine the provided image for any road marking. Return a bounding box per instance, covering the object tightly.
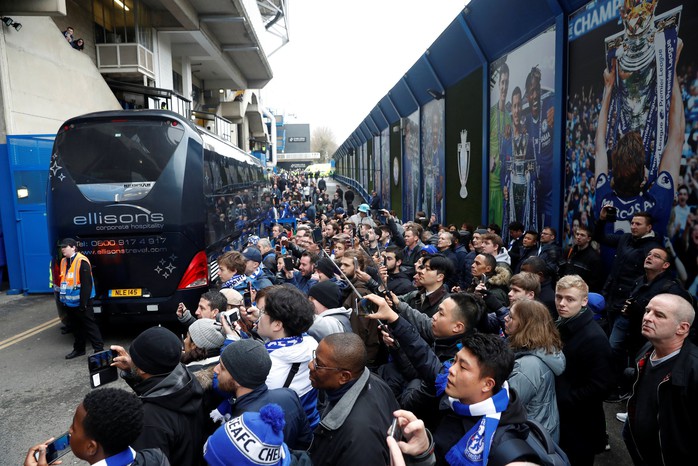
[0,317,61,350]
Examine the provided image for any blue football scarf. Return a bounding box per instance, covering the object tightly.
[265,335,304,353]
[92,447,136,466]
[435,362,510,466]
[222,274,247,290]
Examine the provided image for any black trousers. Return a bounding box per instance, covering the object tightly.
[63,302,103,351]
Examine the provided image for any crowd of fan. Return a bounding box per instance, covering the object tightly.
[25,175,698,466]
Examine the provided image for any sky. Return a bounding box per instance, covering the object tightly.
[260,0,468,145]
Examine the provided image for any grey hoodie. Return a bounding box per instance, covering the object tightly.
[508,347,566,442]
[307,307,352,342]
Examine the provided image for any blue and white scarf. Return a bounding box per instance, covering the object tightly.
[435,362,510,466]
[222,274,248,290]
[92,447,136,466]
[265,335,304,353]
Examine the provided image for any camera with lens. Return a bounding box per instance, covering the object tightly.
[220,309,239,327]
[605,206,617,223]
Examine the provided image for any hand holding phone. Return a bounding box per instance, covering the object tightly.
[176,302,186,317]
[31,432,71,464]
[88,349,118,388]
[388,418,403,441]
[283,256,294,272]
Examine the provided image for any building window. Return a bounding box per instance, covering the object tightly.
[173,70,183,94]
[93,0,151,50]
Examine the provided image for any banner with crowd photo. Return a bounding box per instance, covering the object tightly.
[488,27,557,241]
[380,128,391,210]
[402,109,421,222]
[565,0,697,294]
[421,99,446,224]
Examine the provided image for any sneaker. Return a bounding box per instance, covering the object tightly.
[616,412,628,423]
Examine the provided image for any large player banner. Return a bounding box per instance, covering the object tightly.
[381,127,391,210]
[566,0,698,298]
[402,109,420,221]
[488,27,557,240]
[565,0,695,238]
[421,99,445,222]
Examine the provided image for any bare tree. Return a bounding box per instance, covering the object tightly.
[311,126,338,162]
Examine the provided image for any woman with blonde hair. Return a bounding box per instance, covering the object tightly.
[505,298,566,441]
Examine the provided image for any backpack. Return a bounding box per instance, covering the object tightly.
[489,419,570,466]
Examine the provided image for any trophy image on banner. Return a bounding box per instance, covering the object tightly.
[604,0,681,186]
[458,129,471,198]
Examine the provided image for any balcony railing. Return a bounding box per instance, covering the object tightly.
[96,43,154,79]
[191,110,233,142]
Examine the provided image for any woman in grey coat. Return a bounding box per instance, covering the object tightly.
[505,299,566,441]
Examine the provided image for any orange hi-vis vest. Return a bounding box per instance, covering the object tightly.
[59,252,95,307]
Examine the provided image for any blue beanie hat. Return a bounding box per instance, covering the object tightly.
[587,292,606,315]
[204,404,291,466]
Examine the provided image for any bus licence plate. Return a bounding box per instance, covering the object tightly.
[109,289,142,297]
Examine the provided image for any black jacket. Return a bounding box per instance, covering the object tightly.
[513,246,538,274]
[262,250,278,275]
[537,243,560,280]
[310,369,399,466]
[133,449,171,466]
[402,286,450,318]
[593,221,662,312]
[622,271,690,358]
[555,308,612,458]
[625,339,698,465]
[558,245,604,292]
[230,384,312,450]
[387,270,417,295]
[128,364,205,466]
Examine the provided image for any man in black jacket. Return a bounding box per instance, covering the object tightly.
[610,247,691,400]
[384,247,417,295]
[401,254,453,318]
[111,327,204,465]
[624,294,698,466]
[554,275,612,465]
[308,333,398,466]
[558,225,603,292]
[593,209,662,326]
[513,230,539,274]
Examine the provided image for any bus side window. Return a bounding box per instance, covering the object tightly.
[203,152,214,195]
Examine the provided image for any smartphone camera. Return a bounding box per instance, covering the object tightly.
[388,418,403,441]
[359,298,377,315]
[88,349,115,372]
[35,432,71,463]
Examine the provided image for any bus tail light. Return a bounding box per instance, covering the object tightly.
[51,259,61,288]
[177,251,209,289]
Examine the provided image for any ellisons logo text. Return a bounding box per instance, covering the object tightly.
[74,211,165,231]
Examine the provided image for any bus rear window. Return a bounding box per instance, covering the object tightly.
[56,119,185,185]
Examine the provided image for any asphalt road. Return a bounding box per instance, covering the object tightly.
[0,292,153,465]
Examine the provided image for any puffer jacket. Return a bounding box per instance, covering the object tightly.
[308,306,353,342]
[508,348,566,442]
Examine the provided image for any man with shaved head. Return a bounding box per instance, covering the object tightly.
[308,333,398,466]
[623,294,697,465]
